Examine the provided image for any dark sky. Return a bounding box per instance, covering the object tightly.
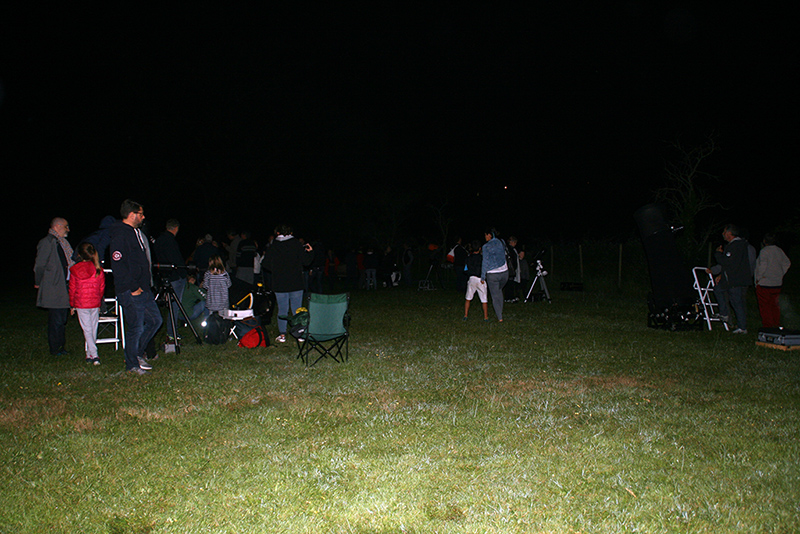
[3,4,796,270]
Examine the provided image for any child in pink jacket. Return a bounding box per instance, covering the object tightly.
[69,243,106,365]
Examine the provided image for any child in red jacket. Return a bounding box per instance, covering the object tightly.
[69,243,106,365]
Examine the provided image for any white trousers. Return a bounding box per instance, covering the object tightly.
[76,307,100,358]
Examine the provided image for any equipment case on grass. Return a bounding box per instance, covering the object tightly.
[757,327,800,349]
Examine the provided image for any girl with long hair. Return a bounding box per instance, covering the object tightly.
[69,242,106,365]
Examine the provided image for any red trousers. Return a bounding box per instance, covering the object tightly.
[756,285,782,328]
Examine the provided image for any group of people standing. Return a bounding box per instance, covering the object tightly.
[32,210,795,371]
[33,199,318,374]
[33,201,162,373]
[461,229,527,323]
[706,224,791,334]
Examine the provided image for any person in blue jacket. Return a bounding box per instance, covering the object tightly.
[109,199,162,374]
[481,228,509,322]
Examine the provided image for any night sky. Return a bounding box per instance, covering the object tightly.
[3,5,796,279]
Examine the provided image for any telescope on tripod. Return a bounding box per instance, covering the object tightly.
[153,263,203,351]
[523,252,551,304]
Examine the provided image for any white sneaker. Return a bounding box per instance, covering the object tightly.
[275,334,286,343]
[138,357,153,370]
[732,328,748,334]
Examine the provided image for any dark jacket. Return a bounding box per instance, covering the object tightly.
[261,236,314,293]
[34,234,70,308]
[466,253,483,278]
[109,221,152,295]
[72,215,117,264]
[713,237,754,288]
[154,231,187,281]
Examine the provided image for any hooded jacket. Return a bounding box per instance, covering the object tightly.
[109,221,152,295]
[69,261,106,309]
[261,235,313,293]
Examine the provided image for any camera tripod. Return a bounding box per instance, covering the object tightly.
[154,264,202,352]
[524,259,552,303]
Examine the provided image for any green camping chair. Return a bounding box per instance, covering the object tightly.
[297,293,350,367]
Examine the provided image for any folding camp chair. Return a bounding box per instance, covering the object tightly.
[296,293,350,367]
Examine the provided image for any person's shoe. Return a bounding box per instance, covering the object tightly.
[732,328,748,334]
[463,316,468,321]
[128,367,149,375]
[92,358,101,366]
[137,357,153,370]
[275,334,286,343]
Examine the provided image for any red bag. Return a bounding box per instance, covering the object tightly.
[238,326,269,348]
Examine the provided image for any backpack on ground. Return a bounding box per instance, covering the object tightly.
[238,325,269,348]
[281,307,310,340]
[203,312,230,345]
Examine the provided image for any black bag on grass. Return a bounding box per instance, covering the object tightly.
[203,312,230,345]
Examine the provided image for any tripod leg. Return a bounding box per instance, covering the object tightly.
[524,276,538,303]
[171,291,203,344]
[540,277,551,303]
[164,292,181,354]
[164,285,203,347]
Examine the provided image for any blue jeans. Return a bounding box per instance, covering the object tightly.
[276,290,304,335]
[118,290,163,370]
[716,285,748,330]
[187,301,205,322]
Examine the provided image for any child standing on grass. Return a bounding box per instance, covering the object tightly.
[69,242,106,365]
[464,240,489,321]
[202,255,231,315]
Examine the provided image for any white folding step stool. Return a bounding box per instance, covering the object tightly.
[97,296,125,350]
[692,266,730,331]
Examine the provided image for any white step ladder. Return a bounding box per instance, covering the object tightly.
[692,267,730,331]
[96,269,125,350]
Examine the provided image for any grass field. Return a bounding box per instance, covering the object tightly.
[1,276,799,533]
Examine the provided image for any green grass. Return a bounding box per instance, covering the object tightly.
[1,281,799,533]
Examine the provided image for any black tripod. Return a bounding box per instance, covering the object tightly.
[154,264,202,352]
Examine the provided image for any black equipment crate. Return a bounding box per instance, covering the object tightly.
[757,327,800,346]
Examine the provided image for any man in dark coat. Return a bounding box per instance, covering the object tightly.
[708,224,756,334]
[154,218,187,340]
[34,217,73,355]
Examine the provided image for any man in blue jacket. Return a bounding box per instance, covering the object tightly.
[109,199,162,374]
